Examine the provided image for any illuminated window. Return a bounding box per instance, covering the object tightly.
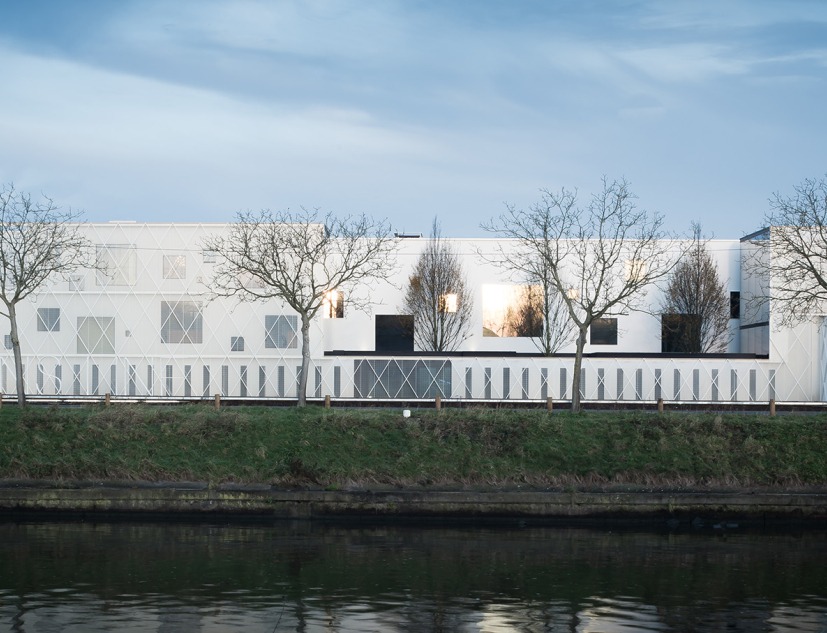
[439,293,458,313]
[163,255,187,279]
[96,245,137,286]
[37,308,60,332]
[625,259,647,282]
[324,290,345,318]
[161,301,203,344]
[482,284,542,337]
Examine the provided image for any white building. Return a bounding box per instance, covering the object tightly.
[0,222,819,403]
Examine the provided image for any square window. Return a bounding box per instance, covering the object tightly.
[202,250,218,264]
[77,317,115,354]
[96,245,137,286]
[265,315,298,349]
[231,336,245,352]
[37,308,60,332]
[439,293,458,313]
[482,284,542,337]
[163,255,187,279]
[161,301,203,344]
[625,259,647,282]
[590,318,617,345]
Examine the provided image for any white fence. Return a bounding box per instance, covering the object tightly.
[1,354,791,403]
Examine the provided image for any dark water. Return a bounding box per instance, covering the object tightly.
[1,519,826,632]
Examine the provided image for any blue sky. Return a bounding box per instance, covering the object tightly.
[0,0,824,237]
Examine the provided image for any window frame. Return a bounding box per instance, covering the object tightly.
[37,307,60,332]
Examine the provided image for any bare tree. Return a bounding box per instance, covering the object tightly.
[478,227,576,355]
[402,219,473,352]
[484,177,679,412]
[753,175,827,327]
[203,208,398,406]
[0,184,94,406]
[659,224,731,353]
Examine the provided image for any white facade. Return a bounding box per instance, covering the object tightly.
[0,222,819,402]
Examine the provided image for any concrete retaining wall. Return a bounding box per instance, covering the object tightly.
[1,481,825,523]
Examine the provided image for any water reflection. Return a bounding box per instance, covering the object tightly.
[0,520,826,631]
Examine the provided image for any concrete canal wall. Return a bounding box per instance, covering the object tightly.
[1,481,826,524]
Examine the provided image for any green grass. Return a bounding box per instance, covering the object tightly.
[1,404,825,489]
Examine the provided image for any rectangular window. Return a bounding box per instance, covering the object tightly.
[161,301,203,344]
[259,366,266,397]
[165,365,173,396]
[3,335,11,350]
[730,291,741,319]
[661,314,701,353]
[37,308,60,332]
[482,284,542,337]
[265,315,298,349]
[202,365,210,397]
[77,317,115,354]
[54,364,62,394]
[625,259,647,282]
[231,336,245,352]
[439,293,458,313]
[184,365,192,397]
[324,290,345,318]
[96,245,137,286]
[240,365,248,397]
[202,249,218,264]
[163,255,187,279]
[590,318,617,345]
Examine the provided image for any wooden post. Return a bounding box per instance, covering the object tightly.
[105,393,111,407]
[0,393,3,410]
[657,398,664,414]
[324,395,331,409]
[769,399,776,417]
[435,395,441,411]
[546,397,553,412]
[215,393,221,410]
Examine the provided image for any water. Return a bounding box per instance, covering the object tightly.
[1,519,826,631]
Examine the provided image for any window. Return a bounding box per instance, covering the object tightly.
[161,301,203,344]
[163,255,186,279]
[265,315,298,349]
[77,317,115,354]
[625,259,647,282]
[590,318,617,345]
[482,284,542,337]
[439,293,458,313]
[4,334,11,350]
[375,315,414,352]
[37,308,60,332]
[202,250,218,264]
[730,291,741,319]
[324,290,345,318]
[661,314,701,353]
[96,245,137,286]
[231,336,245,352]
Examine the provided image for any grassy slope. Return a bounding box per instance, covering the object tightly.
[1,405,825,489]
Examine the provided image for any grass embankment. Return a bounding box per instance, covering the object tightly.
[1,405,825,489]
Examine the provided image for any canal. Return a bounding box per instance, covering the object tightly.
[1,519,826,631]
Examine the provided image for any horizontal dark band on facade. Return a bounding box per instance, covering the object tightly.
[325,350,769,360]
[739,321,770,331]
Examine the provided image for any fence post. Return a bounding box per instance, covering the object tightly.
[657,398,664,414]
[105,393,111,407]
[215,393,221,410]
[769,399,776,417]
[324,395,331,409]
[435,395,441,411]
[546,397,553,412]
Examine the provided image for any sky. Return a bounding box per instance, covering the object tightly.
[0,0,825,238]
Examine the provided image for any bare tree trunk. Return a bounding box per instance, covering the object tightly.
[571,327,587,413]
[8,303,26,406]
[298,313,311,406]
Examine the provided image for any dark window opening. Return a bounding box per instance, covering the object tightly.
[375,315,414,352]
[590,318,617,345]
[661,314,702,353]
[231,336,244,352]
[730,291,741,319]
